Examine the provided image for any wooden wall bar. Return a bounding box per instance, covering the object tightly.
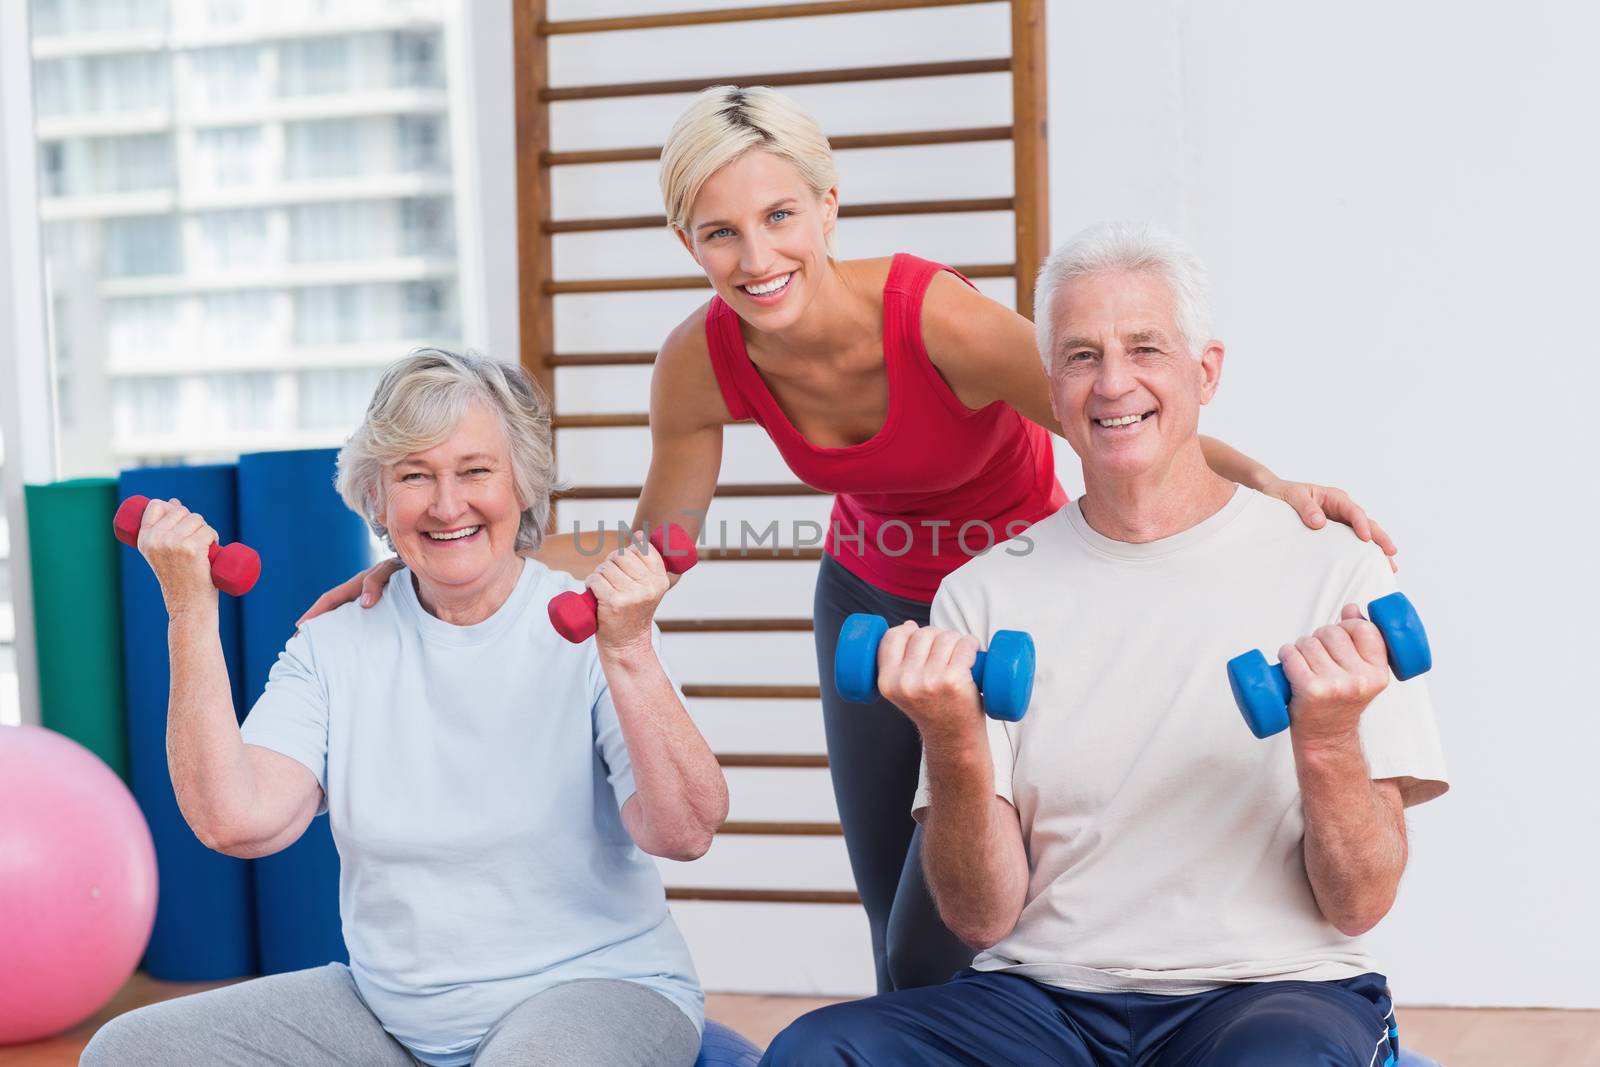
[513,0,1048,900]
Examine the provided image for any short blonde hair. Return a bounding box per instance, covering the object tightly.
[659,85,840,255]
[335,348,559,553]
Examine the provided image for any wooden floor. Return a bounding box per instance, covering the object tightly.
[2,974,1597,1066]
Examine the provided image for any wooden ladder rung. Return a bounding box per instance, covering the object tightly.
[717,753,829,768]
[541,58,1011,103]
[552,413,649,428]
[684,684,822,699]
[659,618,815,633]
[547,197,1014,234]
[699,547,824,562]
[541,0,989,37]
[719,821,843,836]
[546,351,656,367]
[667,887,860,905]
[547,262,1013,294]
[556,482,823,498]
[543,126,1013,167]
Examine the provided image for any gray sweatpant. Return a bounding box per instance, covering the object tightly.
[79,963,701,1067]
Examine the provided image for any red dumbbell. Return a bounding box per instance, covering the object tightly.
[112,495,262,597]
[548,524,697,643]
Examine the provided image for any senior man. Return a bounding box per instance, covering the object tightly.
[761,223,1448,1067]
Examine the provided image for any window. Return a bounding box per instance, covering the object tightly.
[285,118,365,180]
[106,296,181,366]
[188,46,265,109]
[103,215,181,277]
[31,0,169,36]
[392,30,442,89]
[86,134,174,194]
[203,0,248,27]
[38,143,66,198]
[294,284,364,345]
[297,367,383,431]
[204,371,277,431]
[403,280,452,339]
[189,210,270,272]
[46,53,171,115]
[25,6,470,474]
[192,126,264,188]
[401,197,453,256]
[280,37,352,97]
[397,115,444,172]
[112,374,180,437]
[290,201,389,262]
[198,292,276,354]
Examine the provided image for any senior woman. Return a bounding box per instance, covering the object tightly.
[81,349,726,1067]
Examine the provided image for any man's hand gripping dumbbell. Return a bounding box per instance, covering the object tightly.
[1228,592,1432,740]
[835,615,1036,723]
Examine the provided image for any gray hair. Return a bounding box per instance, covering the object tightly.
[335,348,559,553]
[1033,221,1212,368]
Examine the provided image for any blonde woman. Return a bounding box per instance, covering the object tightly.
[305,89,1397,994]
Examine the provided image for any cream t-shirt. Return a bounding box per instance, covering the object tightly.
[914,487,1448,994]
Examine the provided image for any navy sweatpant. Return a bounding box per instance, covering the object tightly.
[761,969,1399,1067]
[813,554,975,993]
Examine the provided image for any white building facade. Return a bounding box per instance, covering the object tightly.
[31,0,466,472]
[2,0,486,724]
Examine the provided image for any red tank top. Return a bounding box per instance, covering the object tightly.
[703,253,1066,601]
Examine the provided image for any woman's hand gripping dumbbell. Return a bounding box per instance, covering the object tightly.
[113,495,261,597]
[835,615,1036,723]
[1227,592,1431,739]
[547,524,697,643]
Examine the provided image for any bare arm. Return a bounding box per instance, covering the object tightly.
[140,500,322,858]
[1295,739,1408,935]
[921,733,1031,949]
[876,621,1030,948]
[630,312,730,565]
[609,646,728,861]
[593,538,728,860]
[1284,603,1411,934]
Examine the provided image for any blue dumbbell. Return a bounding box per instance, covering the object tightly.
[1227,591,1432,739]
[834,613,1036,722]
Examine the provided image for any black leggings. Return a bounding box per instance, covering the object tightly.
[812,554,974,993]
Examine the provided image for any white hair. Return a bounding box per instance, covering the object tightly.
[659,85,840,256]
[335,348,559,554]
[1032,221,1212,368]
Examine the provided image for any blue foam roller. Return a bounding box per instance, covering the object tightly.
[238,448,368,974]
[118,464,259,980]
[694,1020,762,1067]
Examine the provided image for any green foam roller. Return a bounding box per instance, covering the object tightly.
[23,478,129,780]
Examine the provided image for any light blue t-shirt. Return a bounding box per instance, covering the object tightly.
[239,559,703,1066]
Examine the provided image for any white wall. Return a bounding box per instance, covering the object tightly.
[1047,0,1600,1008]
[522,0,1600,1009]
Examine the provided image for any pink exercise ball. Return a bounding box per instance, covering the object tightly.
[0,724,157,1045]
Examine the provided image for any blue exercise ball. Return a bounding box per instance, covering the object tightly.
[696,1019,761,1067]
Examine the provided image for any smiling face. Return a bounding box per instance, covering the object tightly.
[1045,269,1224,484]
[675,149,838,332]
[382,401,525,606]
